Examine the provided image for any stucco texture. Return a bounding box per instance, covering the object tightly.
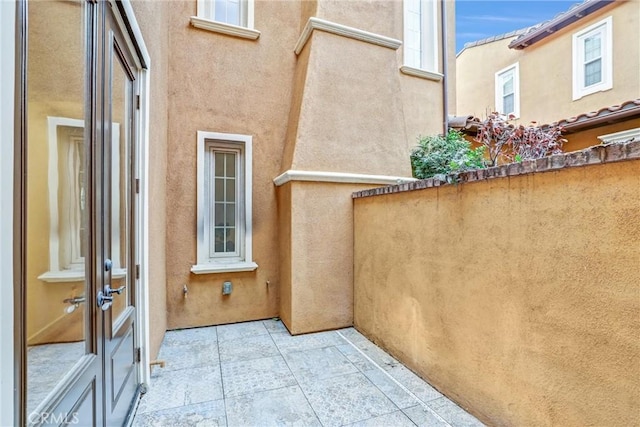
[456,1,640,125]
[164,0,302,329]
[354,160,640,426]
[278,181,382,335]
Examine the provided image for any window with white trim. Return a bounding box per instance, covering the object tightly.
[196,0,254,28]
[495,63,520,118]
[192,131,257,274]
[403,0,438,72]
[572,16,612,100]
[191,0,259,40]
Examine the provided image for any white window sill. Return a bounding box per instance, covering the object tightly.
[39,268,126,283]
[190,16,260,40]
[191,261,258,274]
[400,66,443,81]
[572,84,612,101]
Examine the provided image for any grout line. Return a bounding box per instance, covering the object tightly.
[216,326,231,427]
[266,324,326,425]
[336,331,453,427]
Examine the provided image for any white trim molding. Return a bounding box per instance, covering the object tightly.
[294,17,402,55]
[0,1,15,426]
[191,261,258,275]
[273,170,417,187]
[399,65,443,81]
[598,128,640,144]
[192,131,258,275]
[190,16,260,40]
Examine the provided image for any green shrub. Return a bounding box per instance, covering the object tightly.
[410,130,486,179]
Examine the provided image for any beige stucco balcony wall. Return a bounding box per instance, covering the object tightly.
[353,158,640,426]
[456,1,639,125]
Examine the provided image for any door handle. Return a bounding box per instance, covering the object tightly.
[105,284,125,295]
[97,291,113,311]
[97,285,125,311]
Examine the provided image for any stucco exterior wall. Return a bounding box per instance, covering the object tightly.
[164,0,302,329]
[278,181,382,335]
[162,0,452,331]
[353,158,640,426]
[131,0,169,360]
[456,1,639,125]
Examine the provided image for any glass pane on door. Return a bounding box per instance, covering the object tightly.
[110,47,133,326]
[26,0,88,419]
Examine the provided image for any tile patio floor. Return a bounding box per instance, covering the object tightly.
[132,319,484,427]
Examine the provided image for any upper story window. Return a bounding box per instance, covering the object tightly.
[403,0,438,73]
[192,131,258,274]
[572,16,612,100]
[495,63,520,118]
[200,0,247,27]
[191,0,260,40]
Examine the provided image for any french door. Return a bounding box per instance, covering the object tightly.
[20,1,142,425]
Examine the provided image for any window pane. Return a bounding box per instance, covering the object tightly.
[214,152,224,177]
[226,204,235,226]
[215,178,224,202]
[585,59,602,86]
[215,0,241,26]
[226,178,235,202]
[502,74,513,95]
[226,153,236,176]
[227,0,240,26]
[214,228,225,252]
[214,203,224,226]
[226,228,236,252]
[584,35,601,62]
[503,93,514,115]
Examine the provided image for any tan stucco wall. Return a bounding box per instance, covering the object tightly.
[131,0,169,360]
[353,160,640,426]
[275,0,453,332]
[162,0,451,331]
[278,181,382,335]
[164,0,303,329]
[456,1,640,125]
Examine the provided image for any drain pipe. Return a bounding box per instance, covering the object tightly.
[440,0,449,135]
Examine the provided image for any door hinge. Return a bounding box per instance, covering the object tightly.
[135,264,140,279]
[135,347,141,363]
[135,178,140,194]
[136,94,140,110]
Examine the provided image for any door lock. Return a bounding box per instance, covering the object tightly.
[97,285,125,311]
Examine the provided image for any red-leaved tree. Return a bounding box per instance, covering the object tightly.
[475,113,566,166]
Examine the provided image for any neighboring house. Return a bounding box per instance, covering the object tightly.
[456,0,640,151]
[0,0,455,425]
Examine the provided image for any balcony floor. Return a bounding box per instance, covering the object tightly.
[132,319,484,427]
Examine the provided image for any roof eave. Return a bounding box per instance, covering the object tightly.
[508,0,616,50]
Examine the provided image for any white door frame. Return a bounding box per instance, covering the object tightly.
[0,1,16,426]
[114,0,152,389]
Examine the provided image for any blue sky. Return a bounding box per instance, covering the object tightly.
[456,1,578,53]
